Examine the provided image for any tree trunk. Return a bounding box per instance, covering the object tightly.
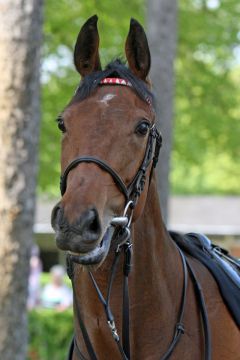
[0,1,42,359]
[147,0,177,223]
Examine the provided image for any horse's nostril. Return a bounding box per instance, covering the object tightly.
[80,208,101,240]
[51,202,62,229]
[88,213,100,233]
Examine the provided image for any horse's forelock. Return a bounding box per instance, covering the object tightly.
[73,59,154,107]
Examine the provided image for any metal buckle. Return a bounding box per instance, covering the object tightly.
[123,200,134,227]
[116,227,131,253]
[110,200,133,253]
[111,200,134,228]
[107,320,119,341]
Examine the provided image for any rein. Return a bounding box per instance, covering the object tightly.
[66,250,211,360]
[66,242,133,360]
[61,78,211,360]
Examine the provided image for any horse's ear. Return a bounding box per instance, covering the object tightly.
[74,15,101,77]
[125,18,151,81]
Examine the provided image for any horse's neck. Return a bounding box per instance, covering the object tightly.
[130,175,183,327]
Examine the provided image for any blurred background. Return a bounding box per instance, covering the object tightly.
[0,1,239,359]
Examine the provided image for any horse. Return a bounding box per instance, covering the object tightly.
[51,15,240,360]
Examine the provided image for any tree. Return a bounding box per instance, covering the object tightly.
[0,1,43,359]
[147,0,177,222]
[173,0,240,195]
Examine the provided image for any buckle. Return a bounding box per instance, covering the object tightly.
[176,323,185,334]
[107,320,119,341]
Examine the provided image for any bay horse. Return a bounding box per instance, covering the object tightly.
[51,15,240,360]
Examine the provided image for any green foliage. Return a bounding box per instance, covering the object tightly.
[172,0,240,194]
[28,309,73,360]
[39,0,240,196]
[28,273,73,360]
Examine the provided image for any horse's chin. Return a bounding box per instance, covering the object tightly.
[67,226,115,266]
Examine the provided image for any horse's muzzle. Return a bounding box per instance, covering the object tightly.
[51,203,103,256]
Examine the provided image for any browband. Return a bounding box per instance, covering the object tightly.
[100,77,152,106]
[100,77,132,87]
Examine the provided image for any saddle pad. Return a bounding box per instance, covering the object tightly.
[170,231,240,329]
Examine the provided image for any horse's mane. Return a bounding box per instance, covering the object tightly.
[74,59,154,106]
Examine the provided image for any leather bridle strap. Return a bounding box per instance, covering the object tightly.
[67,245,131,360]
[185,258,211,360]
[66,258,96,360]
[60,156,129,199]
[88,244,132,360]
[127,125,162,200]
[160,248,211,360]
[160,247,188,360]
[122,245,132,359]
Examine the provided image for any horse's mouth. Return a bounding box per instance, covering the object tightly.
[67,226,115,265]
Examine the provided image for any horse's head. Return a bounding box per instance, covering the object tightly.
[51,15,161,266]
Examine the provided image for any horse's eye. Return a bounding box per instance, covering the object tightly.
[57,116,66,133]
[58,122,66,132]
[135,121,150,136]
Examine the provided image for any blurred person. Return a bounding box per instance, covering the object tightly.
[41,264,72,311]
[27,244,42,309]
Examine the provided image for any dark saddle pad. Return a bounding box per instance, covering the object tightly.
[170,231,240,329]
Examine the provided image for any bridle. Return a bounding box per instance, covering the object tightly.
[60,83,162,359]
[60,78,211,360]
